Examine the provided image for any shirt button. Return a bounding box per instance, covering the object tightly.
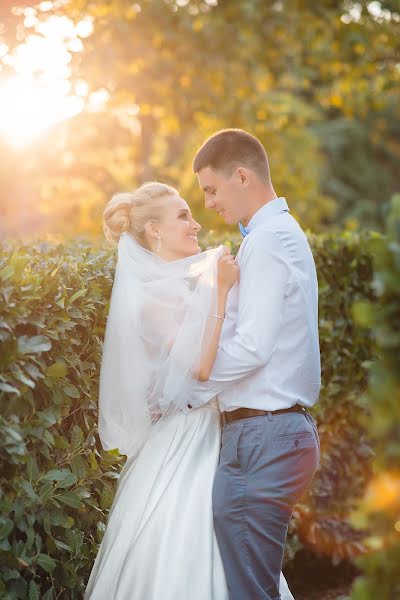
[187,404,192,409]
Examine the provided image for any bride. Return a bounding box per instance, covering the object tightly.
[84,182,295,600]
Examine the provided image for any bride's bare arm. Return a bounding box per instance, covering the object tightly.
[196,249,239,381]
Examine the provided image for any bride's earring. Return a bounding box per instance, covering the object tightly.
[156,235,161,253]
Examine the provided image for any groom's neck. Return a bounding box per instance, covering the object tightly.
[241,184,278,226]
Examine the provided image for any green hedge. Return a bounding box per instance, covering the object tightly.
[0,231,375,598]
[350,195,400,599]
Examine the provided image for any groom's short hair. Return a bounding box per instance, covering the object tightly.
[193,129,270,183]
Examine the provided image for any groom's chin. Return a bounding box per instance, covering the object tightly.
[223,216,237,226]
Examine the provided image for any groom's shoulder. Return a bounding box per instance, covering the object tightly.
[247,217,298,244]
[239,226,285,259]
[241,217,310,261]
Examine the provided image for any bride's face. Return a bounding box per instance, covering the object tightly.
[154,195,202,260]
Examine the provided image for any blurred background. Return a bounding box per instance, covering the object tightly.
[0,0,399,241]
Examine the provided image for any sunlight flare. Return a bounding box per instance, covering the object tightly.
[0,15,94,148]
[0,75,84,148]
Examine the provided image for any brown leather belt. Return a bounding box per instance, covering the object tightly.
[221,404,307,426]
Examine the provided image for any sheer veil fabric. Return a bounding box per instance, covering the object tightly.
[98,231,226,459]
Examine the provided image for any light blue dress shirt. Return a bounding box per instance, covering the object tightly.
[184,196,321,413]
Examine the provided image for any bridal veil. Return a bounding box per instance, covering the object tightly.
[98,231,225,458]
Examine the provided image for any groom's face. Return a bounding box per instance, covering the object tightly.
[197,166,247,225]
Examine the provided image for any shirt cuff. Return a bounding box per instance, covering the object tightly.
[181,402,194,414]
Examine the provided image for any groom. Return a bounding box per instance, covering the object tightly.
[184,129,321,600]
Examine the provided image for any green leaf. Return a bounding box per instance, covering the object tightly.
[71,455,89,479]
[43,430,55,446]
[352,301,374,328]
[18,335,52,355]
[46,362,68,378]
[62,384,80,399]
[0,382,20,395]
[53,539,72,552]
[50,511,74,529]
[55,473,77,489]
[56,491,83,509]
[42,469,76,484]
[50,264,63,277]
[27,455,39,481]
[88,451,98,472]
[63,517,75,529]
[3,425,22,442]
[20,480,38,500]
[37,407,61,427]
[24,363,43,380]
[0,265,14,281]
[65,529,84,553]
[12,365,36,389]
[29,580,40,600]
[42,588,54,600]
[42,511,51,536]
[0,517,14,539]
[68,288,87,304]
[54,435,69,449]
[100,484,115,510]
[38,482,54,503]
[37,553,56,573]
[71,425,84,448]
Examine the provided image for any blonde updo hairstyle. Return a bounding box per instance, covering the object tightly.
[103,182,179,249]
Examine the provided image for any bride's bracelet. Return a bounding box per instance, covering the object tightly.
[209,314,225,321]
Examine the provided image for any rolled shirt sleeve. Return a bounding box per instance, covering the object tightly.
[183,230,291,412]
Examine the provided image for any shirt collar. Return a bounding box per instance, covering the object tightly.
[244,197,289,233]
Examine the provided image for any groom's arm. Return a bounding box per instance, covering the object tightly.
[183,230,290,412]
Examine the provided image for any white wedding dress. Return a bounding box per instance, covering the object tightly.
[84,400,295,599]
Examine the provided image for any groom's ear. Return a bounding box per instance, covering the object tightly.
[235,167,250,187]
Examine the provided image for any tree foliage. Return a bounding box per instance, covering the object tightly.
[0,0,399,238]
[351,194,400,599]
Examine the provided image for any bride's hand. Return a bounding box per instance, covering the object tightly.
[218,247,239,293]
